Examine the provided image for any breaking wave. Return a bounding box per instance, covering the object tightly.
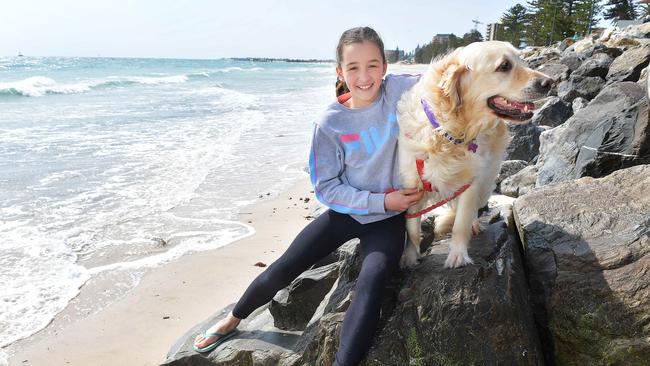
[0,66,267,97]
[0,75,193,97]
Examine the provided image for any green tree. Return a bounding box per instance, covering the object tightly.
[462,29,484,44]
[500,4,529,47]
[603,0,638,20]
[414,32,482,63]
[525,0,557,46]
[524,0,601,46]
[549,0,585,43]
[415,43,433,63]
[573,0,604,36]
[447,34,463,49]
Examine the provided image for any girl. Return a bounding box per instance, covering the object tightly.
[194,26,422,366]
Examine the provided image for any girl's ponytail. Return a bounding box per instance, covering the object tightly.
[335,79,349,97]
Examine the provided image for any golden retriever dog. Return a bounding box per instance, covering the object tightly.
[397,41,552,268]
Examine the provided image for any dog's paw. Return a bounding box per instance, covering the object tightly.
[444,249,474,268]
[472,219,481,236]
[400,245,422,268]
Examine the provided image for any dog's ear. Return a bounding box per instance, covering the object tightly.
[438,63,467,112]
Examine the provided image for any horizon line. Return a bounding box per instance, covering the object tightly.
[0,54,338,62]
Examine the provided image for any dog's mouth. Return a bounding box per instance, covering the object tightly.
[487,96,536,121]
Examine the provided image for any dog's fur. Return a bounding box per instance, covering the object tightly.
[396,41,552,268]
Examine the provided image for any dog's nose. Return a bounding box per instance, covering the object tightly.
[534,76,554,94]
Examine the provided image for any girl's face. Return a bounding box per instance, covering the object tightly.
[336,41,387,108]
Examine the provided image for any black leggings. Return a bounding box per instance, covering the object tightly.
[232,209,406,366]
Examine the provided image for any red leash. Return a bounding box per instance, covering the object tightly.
[389,159,472,219]
[416,159,435,192]
[405,183,471,219]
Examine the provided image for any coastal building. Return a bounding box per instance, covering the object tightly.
[486,23,502,41]
[385,48,405,63]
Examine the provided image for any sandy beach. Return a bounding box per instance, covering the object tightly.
[6,178,319,366]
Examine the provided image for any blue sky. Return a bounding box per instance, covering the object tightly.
[3,0,537,59]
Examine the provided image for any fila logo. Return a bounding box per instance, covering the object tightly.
[339,113,398,157]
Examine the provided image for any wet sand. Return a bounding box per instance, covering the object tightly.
[7,179,318,366]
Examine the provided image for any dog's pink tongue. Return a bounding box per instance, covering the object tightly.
[494,97,533,111]
[493,96,509,108]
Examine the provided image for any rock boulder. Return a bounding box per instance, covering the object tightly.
[514,165,650,365]
[536,82,648,187]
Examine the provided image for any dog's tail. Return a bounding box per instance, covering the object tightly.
[434,211,455,237]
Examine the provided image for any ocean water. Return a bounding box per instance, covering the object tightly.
[0,56,335,352]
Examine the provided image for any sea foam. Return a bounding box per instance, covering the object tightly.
[0,74,191,97]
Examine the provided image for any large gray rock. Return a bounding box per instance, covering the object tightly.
[162,304,303,366]
[362,208,544,365]
[572,97,589,113]
[495,160,528,192]
[559,52,586,73]
[505,122,543,162]
[639,66,648,92]
[524,48,561,69]
[557,75,605,102]
[564,38,596,57]
[269,262,340,331]
[607,36,642,49]
[557,38,574,52]
[513,165,650,365]
[592,45,623,60]
[575,97,650,179]
[602,23,650,49]
[526,56,551,70]
[537,82,649,187]
[620,22,650,40]
[572,53,612,79]
[606,45,650,84]
[537,63,570,83]
[500,165,538,198]
[531,96,573,128]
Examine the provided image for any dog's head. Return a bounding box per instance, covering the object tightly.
[432,41,552,123]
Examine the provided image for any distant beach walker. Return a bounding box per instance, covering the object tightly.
[0,56,334,355]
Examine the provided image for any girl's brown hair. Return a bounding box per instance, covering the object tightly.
[334,26,386,97]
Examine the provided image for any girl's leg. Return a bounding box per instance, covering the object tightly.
[231,209,365,319]
[195,209,364,349]
[334,213,405,366]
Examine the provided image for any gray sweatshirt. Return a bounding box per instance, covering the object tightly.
[309,74,419,224]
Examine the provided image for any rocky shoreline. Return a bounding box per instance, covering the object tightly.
[164,23,650,366]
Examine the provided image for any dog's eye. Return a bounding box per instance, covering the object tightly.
[496,60,511,72]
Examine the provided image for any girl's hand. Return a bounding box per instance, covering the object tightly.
[384,188,424,212]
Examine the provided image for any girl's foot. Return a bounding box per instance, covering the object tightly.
[193,313,241,350]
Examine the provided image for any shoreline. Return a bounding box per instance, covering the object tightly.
[5,178,318,366]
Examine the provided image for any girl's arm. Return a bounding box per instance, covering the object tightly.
[308,125,386,215]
